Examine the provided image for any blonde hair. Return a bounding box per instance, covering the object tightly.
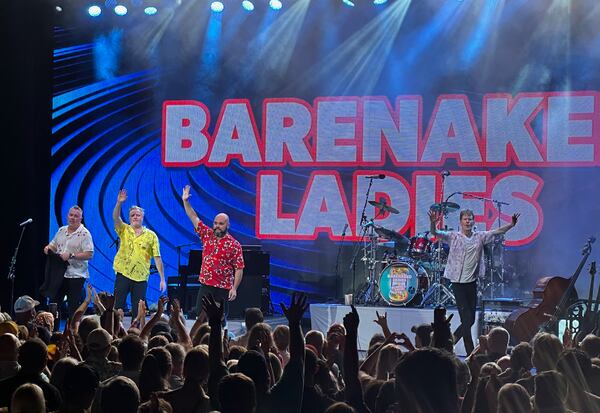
[129,205,145,215]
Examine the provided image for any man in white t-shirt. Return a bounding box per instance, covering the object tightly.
[429,208,519,355]
[44,205,94,318]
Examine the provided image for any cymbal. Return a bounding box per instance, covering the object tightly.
[374,226,410,245]
[368,200,399,214]
[430,201,460,213]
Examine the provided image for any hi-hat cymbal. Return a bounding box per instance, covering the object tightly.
[374,225,410,245]
[430,201,460,213]
[368,200,399,214]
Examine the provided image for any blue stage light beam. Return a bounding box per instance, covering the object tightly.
[294,0,412,96]
[242,0,254,11]
[236,0,310,95]
[88,5,102,16]
[461,0,505,68]
[211,1,224,12]
[93,28,123,80]
[269,0,282,10]
[114,4,127,15]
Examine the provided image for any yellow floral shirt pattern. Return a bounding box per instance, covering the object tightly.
[113,224,160,282]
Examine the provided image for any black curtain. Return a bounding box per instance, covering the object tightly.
[0,0,53,313]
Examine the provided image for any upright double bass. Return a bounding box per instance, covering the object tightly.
[505,237,595,343]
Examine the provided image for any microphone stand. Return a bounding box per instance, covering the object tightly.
[350,178,374,299]
[334,226,348,302]
[7,224,28,318]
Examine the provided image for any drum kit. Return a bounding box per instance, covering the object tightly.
[351,184,511,308]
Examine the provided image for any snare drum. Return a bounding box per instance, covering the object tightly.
[378,262,429,306]
[408,233,431,258]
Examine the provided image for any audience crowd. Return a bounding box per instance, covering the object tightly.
[1,288,600,413]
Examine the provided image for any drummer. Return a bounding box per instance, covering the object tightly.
[428,208,519,355]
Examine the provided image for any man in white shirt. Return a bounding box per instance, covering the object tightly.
[429,208,519,355]
[43,205,94,318]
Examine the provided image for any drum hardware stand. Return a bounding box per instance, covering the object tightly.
[351,177,383,306]
[420,180,458,307]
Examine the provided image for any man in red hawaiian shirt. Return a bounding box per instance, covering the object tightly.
[181,185,244,325]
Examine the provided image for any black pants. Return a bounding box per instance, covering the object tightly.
[53,277,85,319]
[452,281,477,355]
[114,273,147,319]
[195,283,229,327]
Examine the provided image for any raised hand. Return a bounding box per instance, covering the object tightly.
[157,296,169,316]
[137,299,146,318]
[202,294,224,325]
[343,305,360,334]
[373,310,388,328]
[182,185,191,202]
[85,283,93,302]
[511,213,520,226]
[280,292,308,324]
[428,209,440,223]
[117,189,127,203]
[171,298,181,319]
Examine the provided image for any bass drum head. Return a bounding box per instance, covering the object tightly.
[378,262,420,306]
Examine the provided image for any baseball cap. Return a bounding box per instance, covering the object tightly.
[14,295,40,313]
[87,328,112,352]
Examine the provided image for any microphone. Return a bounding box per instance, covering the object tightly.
[19,218,33,227]
[364,220,375,228]
[441,170,451,177]
[341,223,348,236]
[364,174,386,179]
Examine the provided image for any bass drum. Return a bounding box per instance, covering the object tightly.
[378,262,429,306]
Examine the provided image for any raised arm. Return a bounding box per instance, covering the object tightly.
[70,283,93,332]
[273,293,309,413]
[113,189,127,230]
[428,209,442,238]
[140,296,168,341]
[343,305,370,413]
[181,185,201,228]
[170,299,192,350]
[490,213,520,236]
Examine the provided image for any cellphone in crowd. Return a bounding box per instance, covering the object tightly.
[434,305,446,323]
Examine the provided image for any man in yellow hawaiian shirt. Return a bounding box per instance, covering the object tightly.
[112,189,166,318]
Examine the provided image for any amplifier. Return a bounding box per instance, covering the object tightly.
[480,298,522,335]
[169,247,271,318]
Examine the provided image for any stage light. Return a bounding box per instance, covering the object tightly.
[269,0,282,10]
[242,0,254,11]
[144,6,158,14]
[342,0,355,7]
[210,1,224,12]
[88,5,102,16]
[373,0,388,4]
[114,4,127,15]
[55,5,63,12]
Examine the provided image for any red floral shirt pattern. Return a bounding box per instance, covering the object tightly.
[196,220,244,289]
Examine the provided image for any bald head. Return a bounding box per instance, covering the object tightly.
[213,213,230,237]
[0,333,19,361]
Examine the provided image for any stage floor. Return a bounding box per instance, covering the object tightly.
[310,303,480,357]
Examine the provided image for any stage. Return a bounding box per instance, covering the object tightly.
[310,304,481,357]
